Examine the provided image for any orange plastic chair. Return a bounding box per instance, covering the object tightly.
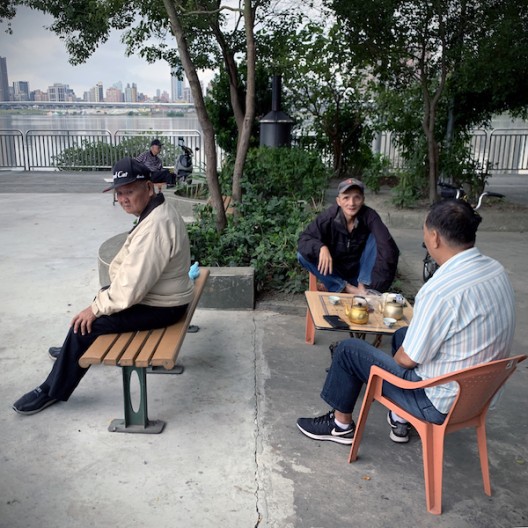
[305,272,318,344]
[348,354,527,515]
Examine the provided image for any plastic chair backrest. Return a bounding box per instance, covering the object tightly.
[439,356,523,425]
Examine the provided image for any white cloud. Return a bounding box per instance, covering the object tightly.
[0,6,177,97]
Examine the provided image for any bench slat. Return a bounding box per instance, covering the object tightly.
[150,321,188,369]
[79,268,209,370]
[150,269,210,369]
[103,332,135,365]
[135,328,165,367]
[119,330,151,366]
[79,333,119,368]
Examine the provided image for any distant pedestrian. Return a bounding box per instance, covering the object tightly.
[135,139,174,186]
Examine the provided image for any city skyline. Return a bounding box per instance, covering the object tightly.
[0,6,214,100]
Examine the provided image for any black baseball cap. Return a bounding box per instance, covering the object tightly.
[103,158,151,192]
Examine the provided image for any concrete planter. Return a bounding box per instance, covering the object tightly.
[165,194,206,218]
[98,232,255,310]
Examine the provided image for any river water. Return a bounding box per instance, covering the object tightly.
[0,113,202,135]
[1,111,526,134]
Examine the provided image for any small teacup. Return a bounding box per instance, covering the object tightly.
[328,296,340,305]
[383,317,397,328]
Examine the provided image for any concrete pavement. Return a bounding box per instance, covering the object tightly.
[0,172,527,528]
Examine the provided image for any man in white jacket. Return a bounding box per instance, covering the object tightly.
[13,158,194,415]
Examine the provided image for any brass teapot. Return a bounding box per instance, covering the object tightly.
[345,296,369,325]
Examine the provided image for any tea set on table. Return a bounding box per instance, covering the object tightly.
[328,291,406,328]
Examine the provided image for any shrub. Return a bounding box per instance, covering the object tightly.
[189,146,331,293]
[187,194,317,293]
[220,146,330,201]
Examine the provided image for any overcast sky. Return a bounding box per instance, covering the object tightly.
[0,6,203,98]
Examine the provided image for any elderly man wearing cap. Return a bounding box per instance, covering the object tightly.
[135,138,175,187]
[298,177,399,295]
[12,158,194,415]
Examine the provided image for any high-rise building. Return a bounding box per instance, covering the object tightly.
[170,69,185,102]
[32,89,49,102]
[124,82,138,103]
[96,81,104,102]
[106,86,123,103]
[0,57,10,102]
[13,81,30,101]
[48,83,68,102]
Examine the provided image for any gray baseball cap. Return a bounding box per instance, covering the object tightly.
[337,178,365,194]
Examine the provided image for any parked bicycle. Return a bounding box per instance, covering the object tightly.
[422,181,504,282]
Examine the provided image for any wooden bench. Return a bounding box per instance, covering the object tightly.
[79,268,210,434]
[207,195,234,215]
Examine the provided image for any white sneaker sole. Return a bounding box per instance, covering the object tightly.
[296,423,354,445]
[387,413,410,443]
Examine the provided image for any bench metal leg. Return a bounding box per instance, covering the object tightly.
[108,366,165,434]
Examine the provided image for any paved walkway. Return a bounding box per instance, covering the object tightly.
[0,172,527,528]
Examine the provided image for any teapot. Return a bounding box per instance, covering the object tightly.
[383,300,404,320]
[345,296,369,325]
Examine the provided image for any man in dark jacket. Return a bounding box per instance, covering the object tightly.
[297,178,399,294]
[135,139,174,186]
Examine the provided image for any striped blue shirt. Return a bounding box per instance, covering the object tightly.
[403,247,515,413]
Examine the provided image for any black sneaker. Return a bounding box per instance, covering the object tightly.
[387,411,410,443]
[297,411,355,445]
[48,347,61,360]
[12,387,58,415]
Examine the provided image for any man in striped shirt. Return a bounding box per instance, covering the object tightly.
[297,199,516,445]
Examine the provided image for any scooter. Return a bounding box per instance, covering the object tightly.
[175,136,193,184]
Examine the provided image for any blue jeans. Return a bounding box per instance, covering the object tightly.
[297,234,377,293]
[321,328,446,424]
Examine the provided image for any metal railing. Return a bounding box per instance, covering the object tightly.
[374,128,528,173]
[1,127,528,173]
[0,129,205,171]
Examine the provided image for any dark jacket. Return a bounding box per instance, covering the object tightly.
[298,204,399,292]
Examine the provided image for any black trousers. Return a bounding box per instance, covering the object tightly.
[151,169,174,184]
[43,303,188,401]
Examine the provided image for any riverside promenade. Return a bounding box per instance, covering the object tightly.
[0,170,527,528]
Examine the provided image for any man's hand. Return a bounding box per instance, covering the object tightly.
[318,246,333,275]
[71,306,97,336]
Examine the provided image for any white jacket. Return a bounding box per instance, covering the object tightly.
[92,195,194,316]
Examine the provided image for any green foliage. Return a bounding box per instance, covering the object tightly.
[441,143,492,202]
[188,193,316,293]
[205,65,273,155]
[362,154,392,194]
[52,135,177,170]
[220,146,330,201]
[188,146,330,293]
[283,19,374,178]
[391,153,428,208]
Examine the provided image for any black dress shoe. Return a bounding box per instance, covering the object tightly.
[12,387,58,415]
[48,347,61,360]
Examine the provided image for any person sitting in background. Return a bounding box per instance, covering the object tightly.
[12,157,194,415]
[297,178,399,295]
[296,199,516,445]
[135,139,175,187]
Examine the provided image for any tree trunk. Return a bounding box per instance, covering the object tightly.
[163,0,227,231]
[229,0,256,204]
